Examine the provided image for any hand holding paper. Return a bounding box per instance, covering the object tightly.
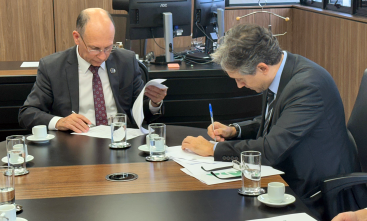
[132,79,167,134]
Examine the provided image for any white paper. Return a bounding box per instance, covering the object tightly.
[20,62,39,67]
[247,213,317,221]
[132,79,167,134]
[71,125,144,140]
[166,146,216,163]
[168,146,284,185]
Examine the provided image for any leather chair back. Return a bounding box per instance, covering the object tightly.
[347,69,367,172]
[138,61,149,84]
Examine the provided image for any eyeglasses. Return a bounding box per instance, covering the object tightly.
[79,33,113,55]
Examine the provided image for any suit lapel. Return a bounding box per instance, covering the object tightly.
[258,52,297,137]
[65,46,79,113]
[106,56,122,113]
[277,52,296,99]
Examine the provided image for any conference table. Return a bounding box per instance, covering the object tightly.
[0,125,314,220]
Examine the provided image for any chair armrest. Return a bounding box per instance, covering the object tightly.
[321,172,367,220]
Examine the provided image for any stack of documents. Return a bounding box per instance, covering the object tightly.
[166,146,284,185]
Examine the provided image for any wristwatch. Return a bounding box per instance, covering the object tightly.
[228,123,240,138]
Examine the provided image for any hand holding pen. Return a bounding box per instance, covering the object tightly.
[55,111,92,133]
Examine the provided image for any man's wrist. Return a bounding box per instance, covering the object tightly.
[151,100,162,106]
[228,124,240,138]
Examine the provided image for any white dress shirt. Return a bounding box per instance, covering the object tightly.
[48,46,161,129]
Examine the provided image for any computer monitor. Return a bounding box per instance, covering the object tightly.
[113,0,192,62]
[192,0,225,54]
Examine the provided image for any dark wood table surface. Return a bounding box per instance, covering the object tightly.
[0,125,315,221]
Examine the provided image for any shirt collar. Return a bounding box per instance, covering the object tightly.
[76,45,106,74]
[268,51,287,95]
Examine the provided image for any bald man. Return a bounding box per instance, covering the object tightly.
[19,8,167,133]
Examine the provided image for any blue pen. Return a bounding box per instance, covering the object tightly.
[209,103,216,142]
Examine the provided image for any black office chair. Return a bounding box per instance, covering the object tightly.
[320,69,367,220]
[138,61,149,84]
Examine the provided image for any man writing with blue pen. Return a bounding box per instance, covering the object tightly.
[181,24,361,219]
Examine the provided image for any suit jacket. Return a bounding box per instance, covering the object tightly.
[214,52,361,218]
[19,46,160,130]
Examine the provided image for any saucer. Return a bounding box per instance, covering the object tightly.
[257,193,296,207]
[26,134,55,143]
[138,144,168,153]
[2,155,34,164]
[17,218,28,221]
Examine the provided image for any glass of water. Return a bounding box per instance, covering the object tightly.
[109,113,131,149]
[0,166,14,205]
[146,123,168,162]
[240,151,261,196]
[6,136,28,176]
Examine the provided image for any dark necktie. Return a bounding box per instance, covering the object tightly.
[263,89,275,136]
[89,65,108,126]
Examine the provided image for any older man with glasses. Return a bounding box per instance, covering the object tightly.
[19,8,167,133]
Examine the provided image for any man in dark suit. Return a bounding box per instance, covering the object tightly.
[19,8,167,133]
[181,24,361,218]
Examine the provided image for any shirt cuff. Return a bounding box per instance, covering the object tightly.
[213,142,218,152]
[233,123,242,138]
[48,116,63,130]
[149,100,163,115]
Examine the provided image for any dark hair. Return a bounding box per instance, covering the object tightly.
[76,9,115,36]
[211,23,282,75]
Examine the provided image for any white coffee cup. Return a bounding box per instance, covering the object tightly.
[146,134,159,147]
[267,182,285,203]
[32,125,47,139]
[0,204,16,221]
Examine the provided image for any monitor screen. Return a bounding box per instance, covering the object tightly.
[127,0,192,40]
[192,0,225,39]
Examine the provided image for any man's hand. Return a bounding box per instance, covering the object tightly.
[145,85,167,107]
[207,122,237,142]
[332,209,367,221]
[56,113,91,133]
[181,136,214,156]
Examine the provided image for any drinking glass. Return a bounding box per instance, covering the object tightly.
[146,123,167,161]
[6,136,28,176]
[109,113,131,149]
[240,151,261,195]
[0,166,14,205]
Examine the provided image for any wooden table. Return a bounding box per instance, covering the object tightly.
[0,125,314,220]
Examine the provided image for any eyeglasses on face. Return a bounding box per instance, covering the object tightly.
[79,33,114,55]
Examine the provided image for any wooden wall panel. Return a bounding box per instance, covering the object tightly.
[0,0,55,61]
[224,8,293,51]
[54,0,127,52]
[292,8,367,120]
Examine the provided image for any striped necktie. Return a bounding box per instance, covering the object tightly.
[263,89,275,136]
[89,65,108,126]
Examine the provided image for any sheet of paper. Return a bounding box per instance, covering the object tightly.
[247,213,317,221]
[20,62,39,67]
[71,125,144,140]
[166,146,216,163]
[168,146,284,185]
[132,79,167,134]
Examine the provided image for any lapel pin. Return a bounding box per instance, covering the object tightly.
[110,68,116,74]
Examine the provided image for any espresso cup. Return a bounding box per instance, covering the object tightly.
[32,125,47,139]
[267,182,285,203]
[0,204,16,221]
